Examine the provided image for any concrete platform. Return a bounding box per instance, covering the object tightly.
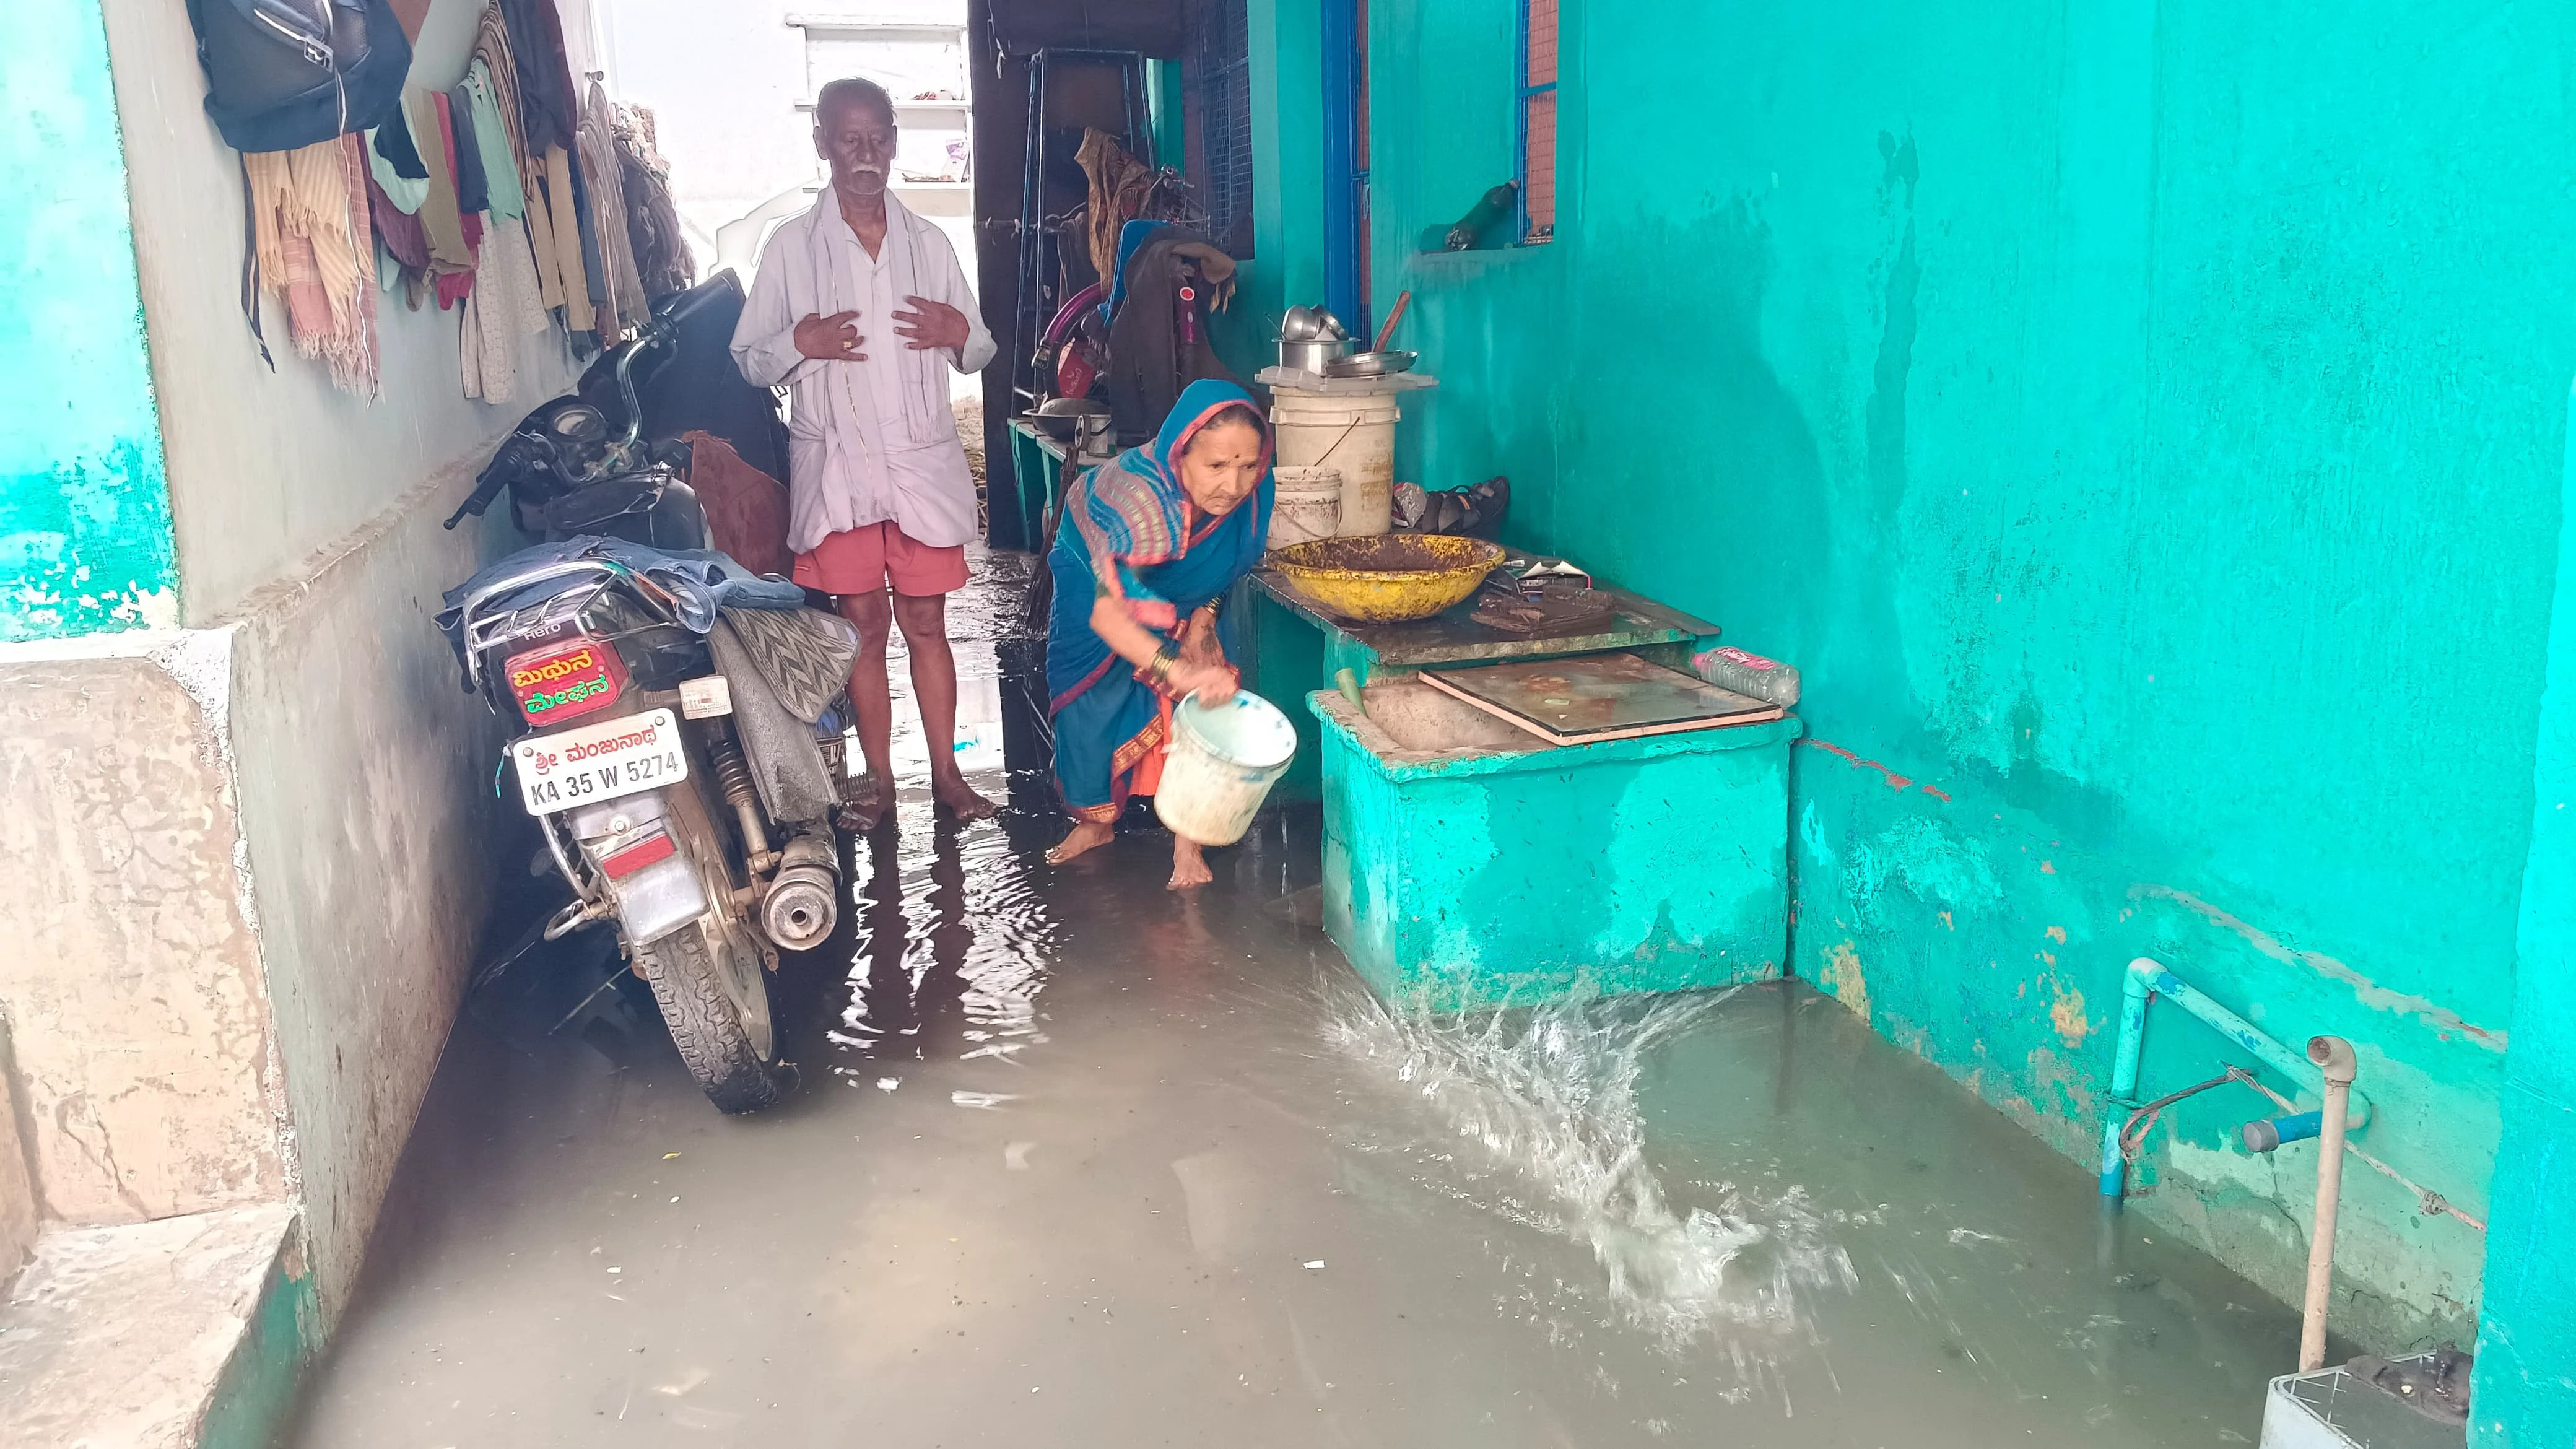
[1313,679,1798,1008]
[0,1204,313,1449]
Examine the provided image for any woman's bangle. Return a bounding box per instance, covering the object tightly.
[1145,640,1180,687]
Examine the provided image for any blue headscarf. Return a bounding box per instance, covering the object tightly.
[1044,378,1276,712]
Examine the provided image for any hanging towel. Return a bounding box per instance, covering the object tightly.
[245,137,383,397]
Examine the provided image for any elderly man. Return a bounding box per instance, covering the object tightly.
[731,76,998,825]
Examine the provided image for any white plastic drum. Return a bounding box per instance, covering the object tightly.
[1270,390,1396,536]
[1268,465,1344,549]
[1155,690,1299,846]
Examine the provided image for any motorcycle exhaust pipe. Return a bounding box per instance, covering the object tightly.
[760,833,839,951]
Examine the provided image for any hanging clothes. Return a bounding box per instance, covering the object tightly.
[498,0,580,158]
[536,146,594,334]
[242,136,383,397]
[407,88,474,274]
[460,207,550,402]
[446,82,492,215]
[580,80,648,327]
[471,1,569,313]
[1075,128,1160,289]
[428,92,483,310]
[614,103,694,300]
[460,59,526,220]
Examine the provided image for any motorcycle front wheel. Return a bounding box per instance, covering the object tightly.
[630,794,785,1112]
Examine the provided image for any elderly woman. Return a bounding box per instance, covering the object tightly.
[1045,380,1276,887]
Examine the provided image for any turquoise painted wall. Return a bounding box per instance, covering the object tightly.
[0,1,177,639]
[2469,390,2576,1446]
[1215,0,1333,378]
[1250,0,2576,1365]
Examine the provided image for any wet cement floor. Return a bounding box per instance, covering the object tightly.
[286,553,2300,1446]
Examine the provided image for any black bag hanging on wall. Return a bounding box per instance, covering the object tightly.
[185,0,411,154]
[181,0,412,366]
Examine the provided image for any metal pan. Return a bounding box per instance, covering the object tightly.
[1320,349,1417,378]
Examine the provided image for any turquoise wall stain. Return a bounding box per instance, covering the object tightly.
[1243,0,2576,1371]
[0,1,178,639]
[2469,388,2576,1447]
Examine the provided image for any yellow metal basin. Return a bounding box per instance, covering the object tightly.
[1267,534,1507,622]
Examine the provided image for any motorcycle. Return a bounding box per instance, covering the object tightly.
[437,274,848,1112]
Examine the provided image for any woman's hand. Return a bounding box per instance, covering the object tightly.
[1179,607,1225,665]
[1166,659,1238,704]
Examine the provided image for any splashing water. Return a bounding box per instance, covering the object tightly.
[1323,984,1857,1362]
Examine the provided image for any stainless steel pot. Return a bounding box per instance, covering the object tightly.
[1279,337,1353,373]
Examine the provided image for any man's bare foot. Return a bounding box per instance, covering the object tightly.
[1168,837,1213,890]
[1046,820,1114,865]
[932,774,999,821]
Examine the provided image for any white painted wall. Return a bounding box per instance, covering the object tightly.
[100,0,586,624]
[89,0,607,1315]
[224,461,510,1315]
[593,0,983,398]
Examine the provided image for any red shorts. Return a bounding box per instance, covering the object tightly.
[791,521,968,598]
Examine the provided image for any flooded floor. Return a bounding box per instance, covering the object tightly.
[286,554,2299,1446]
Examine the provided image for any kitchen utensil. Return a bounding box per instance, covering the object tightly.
[1018,395,1112,442]
[1281,305,1349,342]
[1372,290,1413,352]
[1279,336,1354,373]
[1268,466,1345,548]
[1321,349,1417,378]
[1266,534,1505,622]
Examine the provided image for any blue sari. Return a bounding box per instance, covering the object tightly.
[1046,380,1276,822]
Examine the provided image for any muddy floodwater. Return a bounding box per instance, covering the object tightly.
[288,557,2298,1445]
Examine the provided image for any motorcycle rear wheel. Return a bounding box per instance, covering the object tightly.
[630,794,783,1113]
[632,920,781,1112]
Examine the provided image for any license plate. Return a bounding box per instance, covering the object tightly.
[513,708,690,816]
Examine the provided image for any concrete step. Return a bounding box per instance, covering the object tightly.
[0,1204,313,1449]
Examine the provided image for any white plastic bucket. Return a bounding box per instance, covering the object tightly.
[1268,465,1344,549]
[1155,690,1299,846]
[1271,390,1397,537]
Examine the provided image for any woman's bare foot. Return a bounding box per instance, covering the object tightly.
[1046,819,1115,865]
[932,773,999,821]
[1168,836,1213,890]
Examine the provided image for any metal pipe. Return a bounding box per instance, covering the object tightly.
[2300,1035,2356,1370]
[2099,957,2374,1199]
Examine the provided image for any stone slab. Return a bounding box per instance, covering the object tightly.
[0,1204,311,1449]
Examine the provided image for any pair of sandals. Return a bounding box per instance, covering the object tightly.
[1393,475,1510,538]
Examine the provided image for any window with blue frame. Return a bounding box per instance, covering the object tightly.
[1517,0,1557,242]
[1194,0,1257,259]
